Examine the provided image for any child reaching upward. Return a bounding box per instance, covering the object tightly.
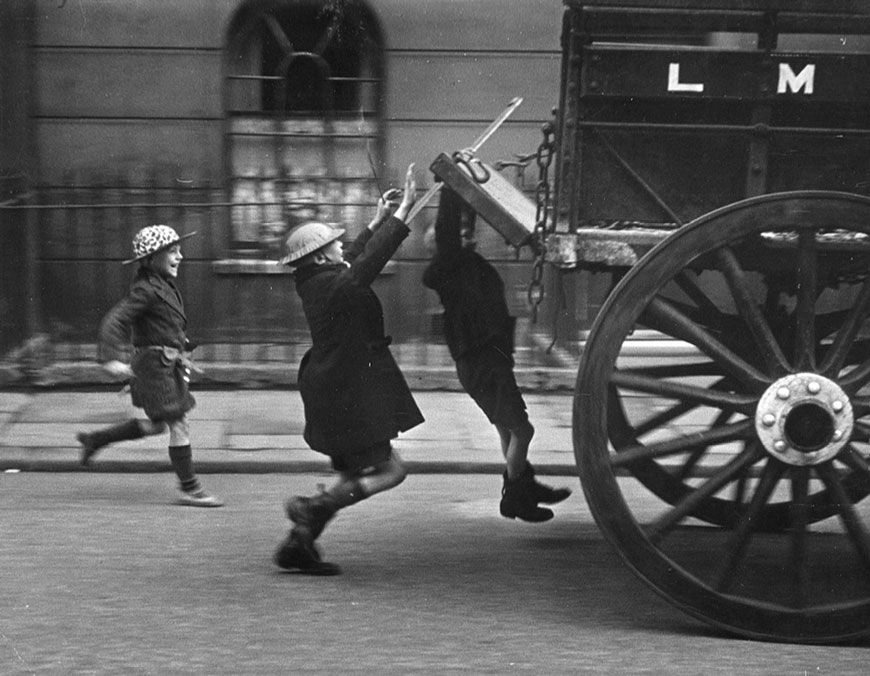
[274,165,422,575]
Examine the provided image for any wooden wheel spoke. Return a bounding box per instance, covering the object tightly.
[633,400,697,438]
[839,357,870,394]
[716,246,790,375]
[674,270,722,318]
[852,402,870,420]
[675,446,708,482]
[716,459,787,592]
[793,231,818,370]
[821,275,870,377]
[611,371,756,413]
[838,445,870,476]
[641,297,769,391]
[676,409,736,481]
[815,463,870,571]
[732,472,749,504]
[647,444,762,543]
[789,466,811,607]
[622,361,722,379]
[612,419,755,467]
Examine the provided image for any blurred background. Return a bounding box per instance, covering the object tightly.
[0,0,585,386]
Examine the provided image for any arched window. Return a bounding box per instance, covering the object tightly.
[225,0,384,256]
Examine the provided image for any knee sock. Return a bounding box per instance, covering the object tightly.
[168,444,200,493]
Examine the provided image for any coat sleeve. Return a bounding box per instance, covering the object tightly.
[346,216,410,287]
[343,225,373,264]
[434,187,465,255]
[97,282,153,362]
[422,188,465,290]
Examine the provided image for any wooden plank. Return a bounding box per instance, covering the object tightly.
[36,48,222,118]
[430,153,536,248]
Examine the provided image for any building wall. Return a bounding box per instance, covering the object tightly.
[17,0,570,348]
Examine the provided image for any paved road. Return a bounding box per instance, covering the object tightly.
[2,472,867,675]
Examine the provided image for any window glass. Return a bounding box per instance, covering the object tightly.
[226,0,383,255]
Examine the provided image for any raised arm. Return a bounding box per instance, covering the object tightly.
[345,164,418,286]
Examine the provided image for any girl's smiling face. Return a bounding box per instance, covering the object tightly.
[150,244,183,278]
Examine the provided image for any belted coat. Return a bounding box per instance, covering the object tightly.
[294,216,424,454]
[99,268,196,421]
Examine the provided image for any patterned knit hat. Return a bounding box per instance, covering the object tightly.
[123,225,196,265]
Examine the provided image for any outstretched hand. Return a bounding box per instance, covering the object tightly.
[394,164,417,223]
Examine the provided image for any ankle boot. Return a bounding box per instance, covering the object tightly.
[285,492,341,543]
[77,419,144,466]
[500,470,553,522]
[273,530,341,576]
[525,462,572,505]
[285,480,365,543]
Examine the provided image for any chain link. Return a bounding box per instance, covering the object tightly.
[527,122,555,323]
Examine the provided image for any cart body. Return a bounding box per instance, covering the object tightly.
[431,1,870,643]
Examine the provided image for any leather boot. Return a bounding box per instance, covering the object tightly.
[273,530,341,576]
[77,419,144,466]
[525,462,572,505]
[285,480,365,543]
[499,469,553,522]
[284,493,340,542]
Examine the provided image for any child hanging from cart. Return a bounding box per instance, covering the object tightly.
[423,186,571,522]
[76,224,223,508]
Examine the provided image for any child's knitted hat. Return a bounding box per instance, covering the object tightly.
[123,225,196,265]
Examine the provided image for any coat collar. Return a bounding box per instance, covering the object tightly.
[293,262,347,285]
[138,269,186,320]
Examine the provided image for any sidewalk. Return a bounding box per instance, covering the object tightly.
[0,389,578,476]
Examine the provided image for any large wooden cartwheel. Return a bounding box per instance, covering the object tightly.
[575,192,870,643]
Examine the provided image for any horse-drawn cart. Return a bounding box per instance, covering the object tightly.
[432,0,870,643]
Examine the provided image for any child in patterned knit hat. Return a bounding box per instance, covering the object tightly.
[76,224,222,507]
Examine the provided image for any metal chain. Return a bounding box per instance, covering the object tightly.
[527,122,555,323]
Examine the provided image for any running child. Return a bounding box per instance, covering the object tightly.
[76,224,222,508]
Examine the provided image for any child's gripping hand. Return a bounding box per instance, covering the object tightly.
[103,360,134,380]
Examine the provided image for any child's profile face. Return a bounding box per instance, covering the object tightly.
[150,244,183,279]
[320,239,344,265]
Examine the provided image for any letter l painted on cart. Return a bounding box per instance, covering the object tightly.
[667,63,704,92]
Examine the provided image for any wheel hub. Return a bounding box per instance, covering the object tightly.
[755,373,853,466]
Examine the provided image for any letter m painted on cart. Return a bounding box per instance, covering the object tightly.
[667,63,704,92]
[778,63,815,94]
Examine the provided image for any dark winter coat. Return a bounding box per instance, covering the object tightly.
[99,268,195,421]
[422,188,515,362]
[294,216,424,454]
